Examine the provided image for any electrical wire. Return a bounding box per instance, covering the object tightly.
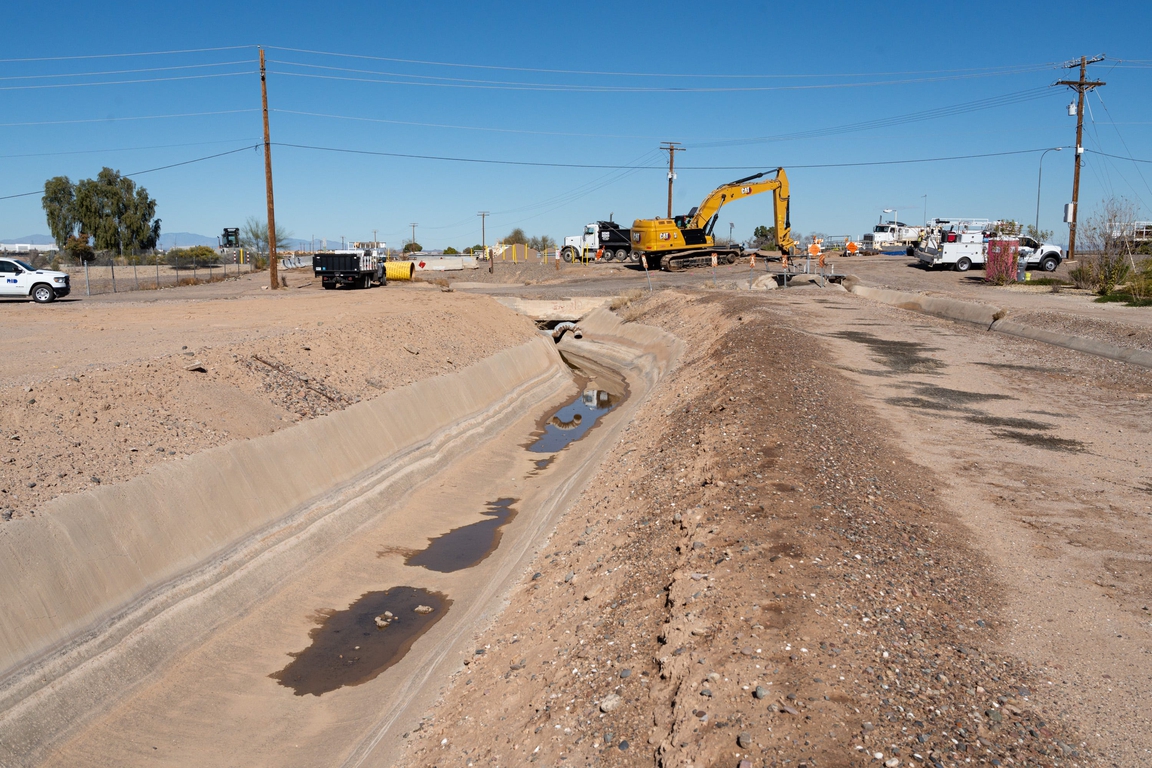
[0,60,253,82]
[0,137,263,160]
[690,88,1057,148]
[264,45,1059,80]
[267,66,1056,93]
[0,46,254,63]
[0,71,255,92]
[273,141,1071,171]
[0,144,260,201]
[272,108,667,141]
[0,109,259,128]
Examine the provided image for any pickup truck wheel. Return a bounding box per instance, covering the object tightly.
[31,284,56,303]
[955,257,972,272]
[1040,255,1059,272]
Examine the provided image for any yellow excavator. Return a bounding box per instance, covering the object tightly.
[630,167,796,271]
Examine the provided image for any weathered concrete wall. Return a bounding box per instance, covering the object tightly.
[0,336,564,693]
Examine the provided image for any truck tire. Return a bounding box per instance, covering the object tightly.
[31,284,55,303]
[955,257,972,272]
[725,252,737,264]
[322,281,335,290]
[1040,255,1059,272]
[561,247,575,263]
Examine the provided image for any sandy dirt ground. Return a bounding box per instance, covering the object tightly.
[0,269,538,521]
[394,288,1149,768]
[5,264,1150,768]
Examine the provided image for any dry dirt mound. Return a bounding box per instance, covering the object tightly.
[0,285,537,522]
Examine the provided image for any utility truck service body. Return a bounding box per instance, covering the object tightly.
[313,248,388,289]
[915,219,1064,272]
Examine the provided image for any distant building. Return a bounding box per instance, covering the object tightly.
[0,243,58,253]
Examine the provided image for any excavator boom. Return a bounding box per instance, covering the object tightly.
[631,167,795,270]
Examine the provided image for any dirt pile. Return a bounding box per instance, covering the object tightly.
[397,292,1087,768]
[0,285,537,521]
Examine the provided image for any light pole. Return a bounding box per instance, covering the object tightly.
[728,222,734,245]
[883,207,897,225]
[1035,147,1062,239]
[921,195,927,226]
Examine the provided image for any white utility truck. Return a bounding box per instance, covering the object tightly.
[0,257,71,303]
[915,218,990,271]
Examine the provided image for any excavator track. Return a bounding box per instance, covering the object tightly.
[661,249,741,272]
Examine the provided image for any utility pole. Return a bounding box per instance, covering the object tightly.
[478,211,490,273]
[259,48,278,290]
[409,222,418,249]
[1056,55,1105,262]
[661,142,684,219]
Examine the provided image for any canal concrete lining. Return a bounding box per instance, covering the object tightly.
[0,335,568,764]
[0,308,683,767]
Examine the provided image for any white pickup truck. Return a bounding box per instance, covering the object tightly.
[0,258,71,303]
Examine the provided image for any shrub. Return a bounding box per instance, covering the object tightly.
[166,245,220,269]
[984,240,1018,286]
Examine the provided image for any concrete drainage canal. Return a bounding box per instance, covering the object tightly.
[0,308,678,768]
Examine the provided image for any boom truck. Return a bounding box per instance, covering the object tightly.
[630,168,796,271]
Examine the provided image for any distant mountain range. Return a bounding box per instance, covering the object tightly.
[1,233,342,251]
[0,234,55,245]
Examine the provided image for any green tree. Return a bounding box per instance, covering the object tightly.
[65,234,94,264]
[443,246,459,255]
[42,176,78,251]
[504,228,528,245]
[402,241,423,253]
[71,168,159,255]
[752,225,777,249]
[240,216,292,256]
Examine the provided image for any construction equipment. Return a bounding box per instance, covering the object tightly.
[630,168,795,271]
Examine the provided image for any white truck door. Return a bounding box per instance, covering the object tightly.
[0,260,23,296]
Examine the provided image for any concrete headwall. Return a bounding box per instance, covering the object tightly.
[0,336,564,693]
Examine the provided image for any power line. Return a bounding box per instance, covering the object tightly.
[0,45,254,63]
[0,109,259,128]
[273,140,1073,171]
[0,144,259,201]
[264,45,1058,80]
[0,60,253,82]
[0,71,255,92]
[267,66,1058,93]
[0,137,263,159]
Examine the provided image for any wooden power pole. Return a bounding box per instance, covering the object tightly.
[661,142,684,219]
[478,211,490,273]
[1056,55,1105,262]
[260,48,279,289]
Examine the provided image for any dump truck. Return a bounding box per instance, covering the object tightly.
[561,221,633,263]
[313,248,387,289]
[630,168,796,271]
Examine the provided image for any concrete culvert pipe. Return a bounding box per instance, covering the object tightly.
[551,322,582,341]
[385,261,416,281]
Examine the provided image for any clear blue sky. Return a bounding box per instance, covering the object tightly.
[2,0,1150,248]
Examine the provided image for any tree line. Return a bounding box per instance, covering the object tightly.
[42,168,161,261]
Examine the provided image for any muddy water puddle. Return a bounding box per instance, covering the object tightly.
[402,498,518,573]
[271,587,450,696]
[527,352,629,454]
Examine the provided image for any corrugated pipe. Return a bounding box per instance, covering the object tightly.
[385,261,416,281]
[551,322,582,340]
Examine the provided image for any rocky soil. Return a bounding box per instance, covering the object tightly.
[397,291,1089,768]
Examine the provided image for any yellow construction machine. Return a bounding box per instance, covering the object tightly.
[630,167,796,271]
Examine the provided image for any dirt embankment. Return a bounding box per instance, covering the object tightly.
[0,285,538,521]
[397,291,1087,768]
